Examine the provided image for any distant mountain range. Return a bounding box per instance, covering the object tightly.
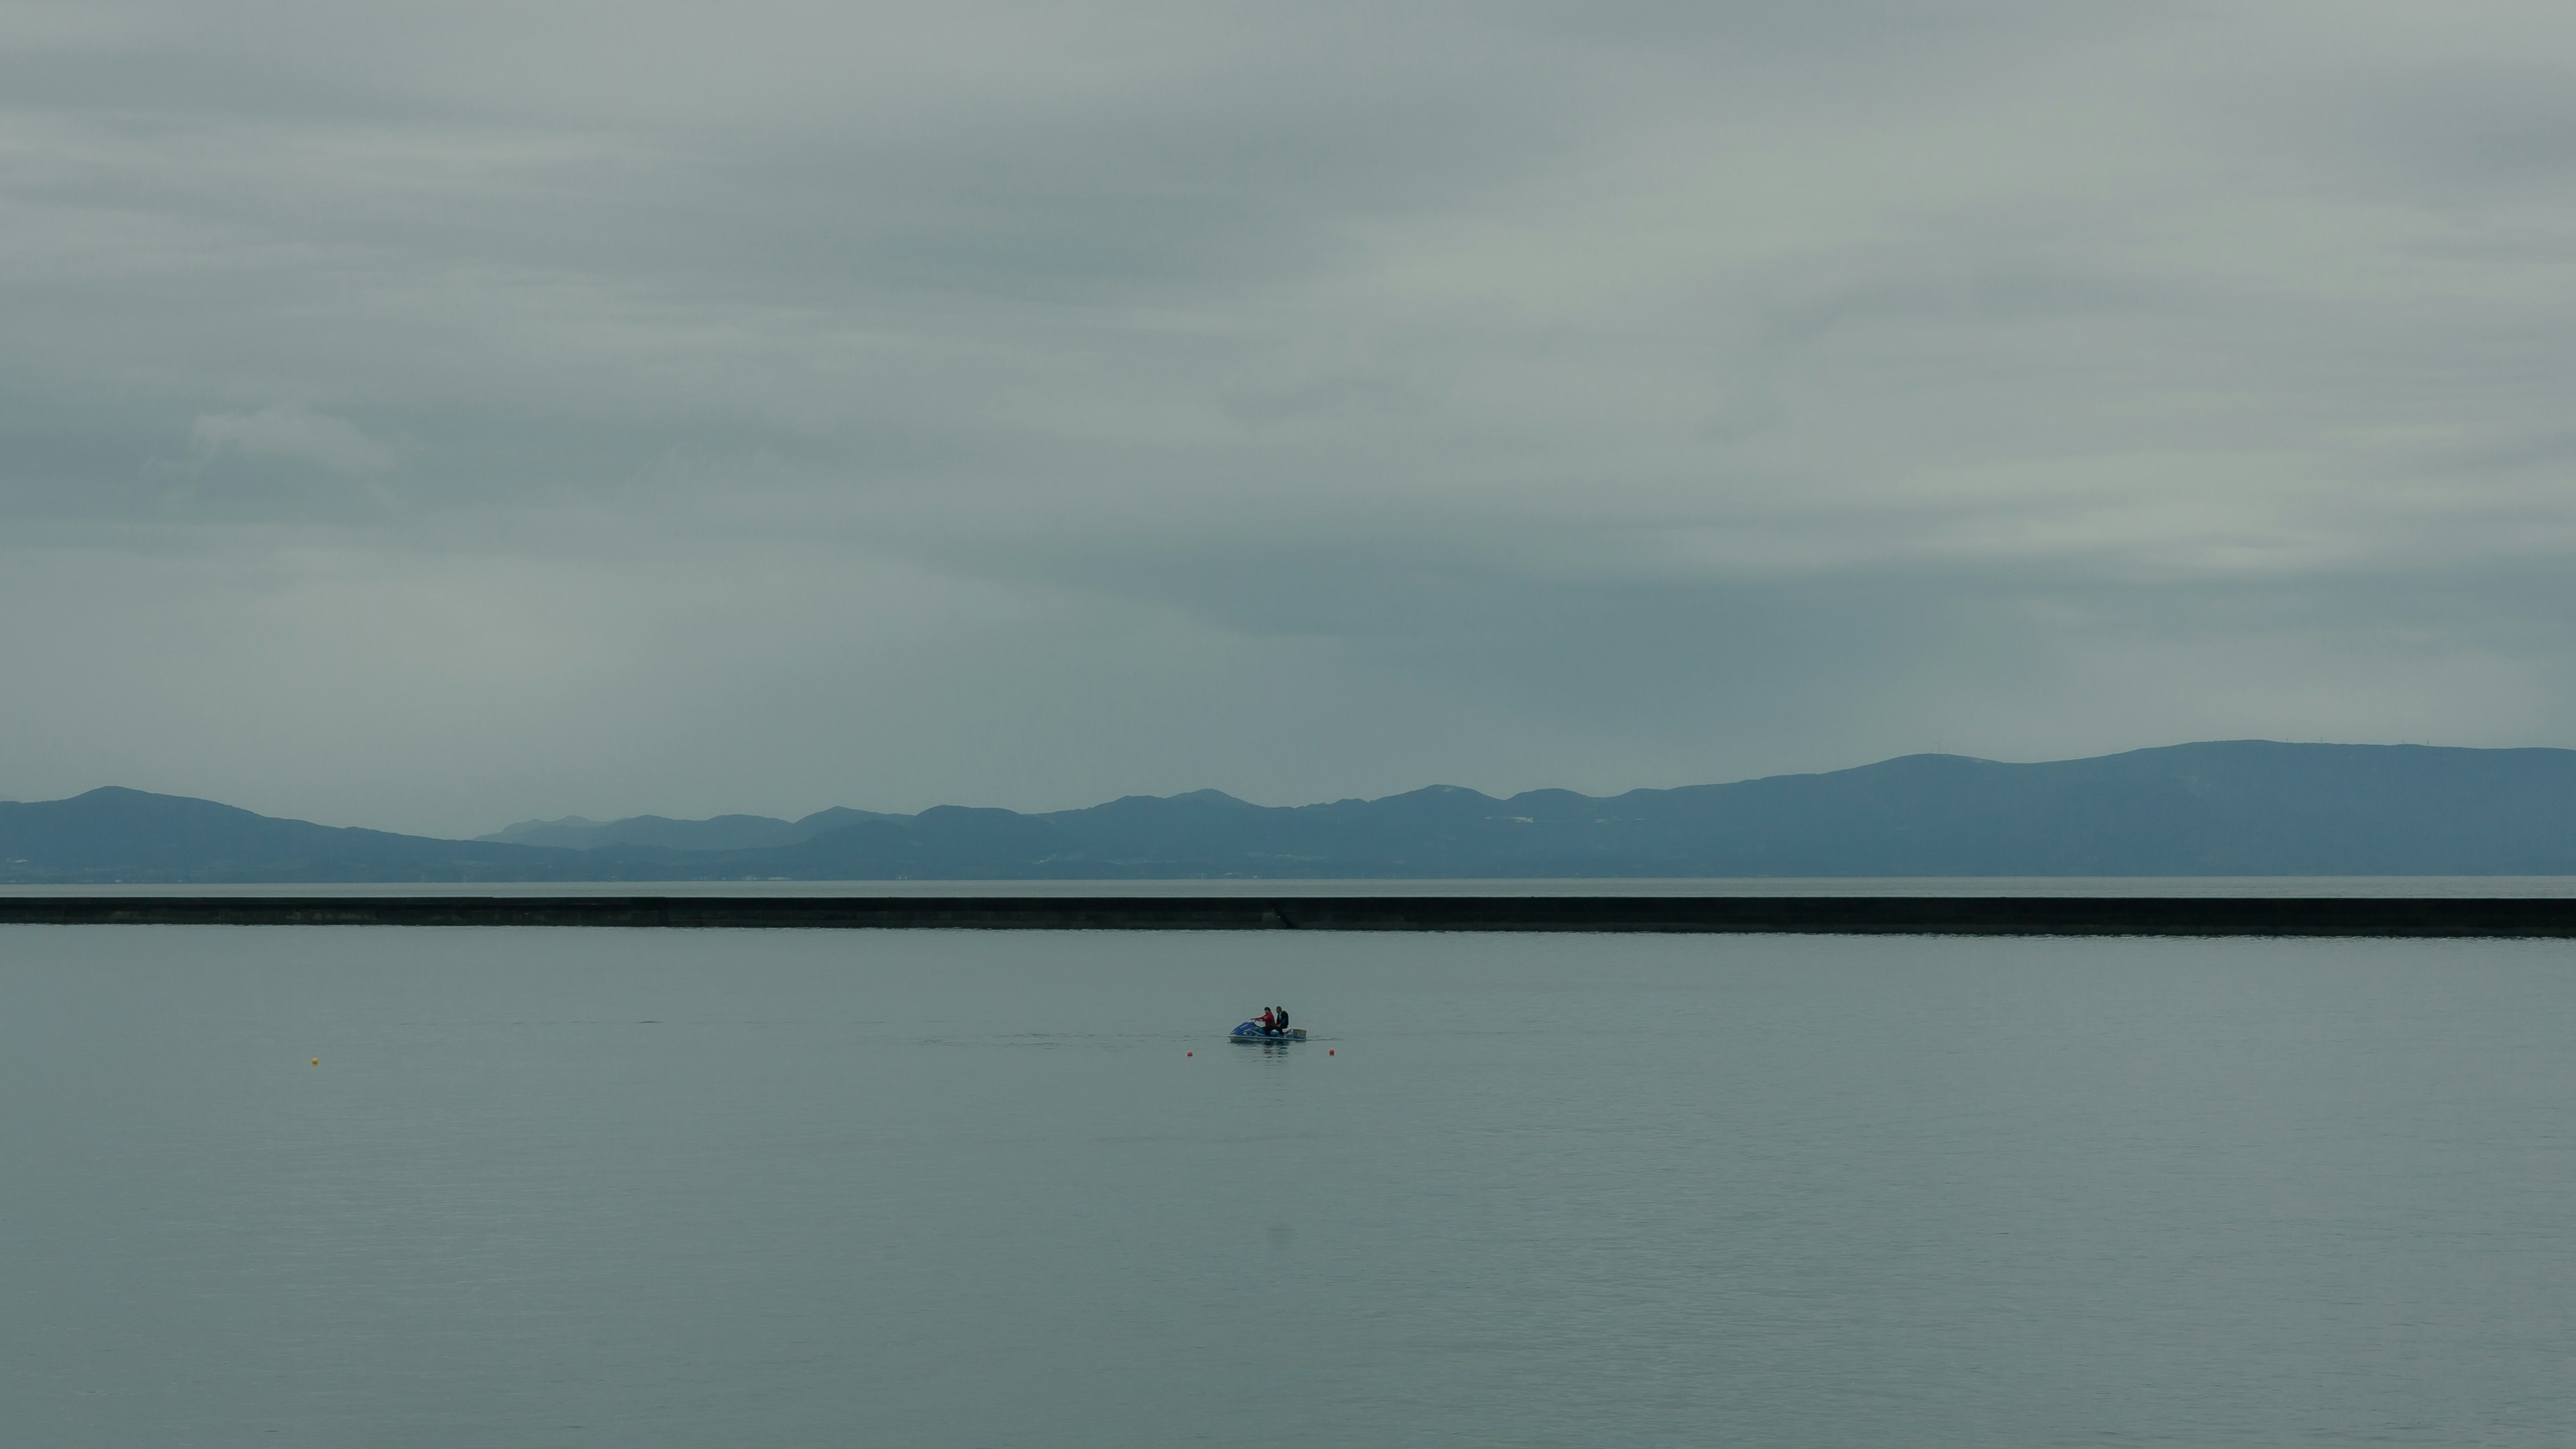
[5,742,2574,883]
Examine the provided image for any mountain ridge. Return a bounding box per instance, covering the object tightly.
[480,806,889,853]
[7,741,2575,882]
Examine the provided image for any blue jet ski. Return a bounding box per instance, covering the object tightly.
[1230,1021,1307,1042]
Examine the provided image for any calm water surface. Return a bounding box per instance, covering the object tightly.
[3,927,2573,1446]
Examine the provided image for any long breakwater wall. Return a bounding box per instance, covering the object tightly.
[3,896,2575,936]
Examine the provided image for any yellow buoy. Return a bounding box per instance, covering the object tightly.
[311,1058,319,1066]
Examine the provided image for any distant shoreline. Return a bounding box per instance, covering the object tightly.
[6,895,2576,936]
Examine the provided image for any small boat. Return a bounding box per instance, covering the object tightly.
[1229,1021,1307,1042]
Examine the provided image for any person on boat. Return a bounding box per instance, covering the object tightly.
[1273,1005,1291,1035]
[1254,1006,1279,1034]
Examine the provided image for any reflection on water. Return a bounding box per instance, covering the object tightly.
[1228,1036,1305,1057]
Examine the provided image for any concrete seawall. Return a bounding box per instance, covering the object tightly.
[4,895,2576,935]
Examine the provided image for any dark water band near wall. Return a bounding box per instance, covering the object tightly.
[7,895,2576,935]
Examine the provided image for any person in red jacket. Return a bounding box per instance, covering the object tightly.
[1254,1006,1279,1034]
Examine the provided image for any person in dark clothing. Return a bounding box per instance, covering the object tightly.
[1273,1006,1291,1034]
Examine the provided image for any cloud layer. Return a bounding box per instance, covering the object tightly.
[3,1,2573,834]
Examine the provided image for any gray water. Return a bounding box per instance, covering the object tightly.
[4,927,2573,1446]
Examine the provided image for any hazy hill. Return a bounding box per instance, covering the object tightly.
[480,807,885,853]
[0,788,584,883]
[7,743,2574,882]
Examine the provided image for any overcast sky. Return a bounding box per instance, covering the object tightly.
[3,1,2572,835]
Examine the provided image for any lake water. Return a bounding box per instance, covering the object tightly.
[5,926,2573,1446]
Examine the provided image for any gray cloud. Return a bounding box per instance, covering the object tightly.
[1,0,2573,834]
